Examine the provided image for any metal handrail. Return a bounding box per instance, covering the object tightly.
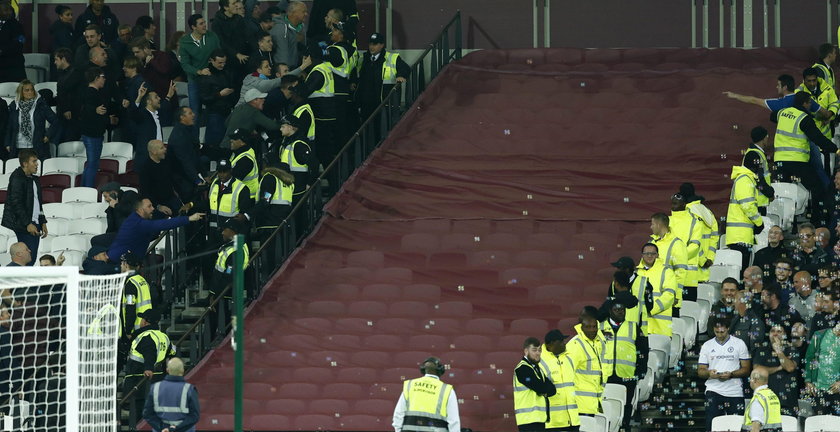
[116,10,462,428]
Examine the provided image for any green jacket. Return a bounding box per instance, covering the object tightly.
[178,31,221,82]
[805,328,840,389]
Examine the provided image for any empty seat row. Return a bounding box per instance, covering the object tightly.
[276,317,581,338]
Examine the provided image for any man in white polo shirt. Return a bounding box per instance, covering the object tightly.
[698,317,752,432]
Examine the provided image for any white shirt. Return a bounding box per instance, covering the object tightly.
[149,109,162,141]
[699,335,750,397]
[749,385,768,425]
[31,179,40,223]
[392,374,460,432]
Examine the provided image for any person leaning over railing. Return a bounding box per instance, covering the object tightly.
[106,197,205,265]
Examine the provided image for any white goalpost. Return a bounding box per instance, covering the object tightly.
[0,267,126,432]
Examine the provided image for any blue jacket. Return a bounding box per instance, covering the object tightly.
[143,375,200,432]
[107,212,189,260]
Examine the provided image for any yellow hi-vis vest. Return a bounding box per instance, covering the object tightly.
[215,241,250,274]
[87,303,119,336]
[797,77,838,138]
[128,329,173,365]
[742,146,771,207]
[566,324,606,414]
[513,359,548,425]
[628,260,677,337]
[742,386,782,431]
[599,320,639,379]
[774,107,810,162]
[328,44,353,80]
[382,52,401,84]
[670,209,702,291]
[309,62,335,99]
[124,274,153,331]
[262,171,293,206]
[293,104,316,140]
[651,231,687,308]
[209,178,247,225]
[726,166,764,245]
[687,200,720,283]
[813,61,836,89]
[230,148,259,200]
[538,345,580,428]
[280,139,310,174]
[400,376,453,432]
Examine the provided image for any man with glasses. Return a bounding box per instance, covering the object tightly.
[791,223,829,275]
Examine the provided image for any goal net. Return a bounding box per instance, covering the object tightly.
[0,267,126,432]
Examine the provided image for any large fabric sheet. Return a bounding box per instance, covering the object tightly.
[186,48,809,431]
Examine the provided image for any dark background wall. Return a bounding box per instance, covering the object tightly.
[15,0,840,54]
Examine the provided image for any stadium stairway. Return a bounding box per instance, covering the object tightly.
[183,48,812,431]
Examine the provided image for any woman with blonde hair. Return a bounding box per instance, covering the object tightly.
[4,79,62,160]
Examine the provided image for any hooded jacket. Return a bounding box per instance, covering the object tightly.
[73,4,119,43]
[725,166,764,245]
[237,73,284,107]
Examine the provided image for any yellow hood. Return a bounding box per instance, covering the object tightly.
[730,165,757,180]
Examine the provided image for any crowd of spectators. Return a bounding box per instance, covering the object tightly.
[0,0,407,275]
[2,0,838,429]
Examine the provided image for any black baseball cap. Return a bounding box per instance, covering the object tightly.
[138,308,161,324]
[369,32,384,45]
[217,159,232,172]
[611,256,635,269]
[280,115,303,129]
[228,128,252,142]
[120,251,142,267]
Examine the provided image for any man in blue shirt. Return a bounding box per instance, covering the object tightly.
[107,198,205,261]
[723,74,827,116]
[724,74,835,188]
[143,357,200,432]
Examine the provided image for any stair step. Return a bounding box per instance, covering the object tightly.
[179,307,207,321]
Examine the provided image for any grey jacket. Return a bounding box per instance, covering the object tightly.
[270,16,305,68]
[236,74,284,107]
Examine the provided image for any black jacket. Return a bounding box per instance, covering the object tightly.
[5,96,63,160]
[211,10,250,70]
[0,14,26,82]
[128,98,174,167]
[167,122,203,185]
[356,49,410,108]
[198,67,237,115]
[74,5,120,43]
[1,167,47,232]
[56,66,85,117]
[49,20,75,51]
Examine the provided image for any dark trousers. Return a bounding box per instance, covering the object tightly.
[546,427,579,431]
[726,243,752,271]
[777,160,827,224]
[813,389,840,415]
[14,224,41,266]
[704,391,744,432]
[518,422,545,432]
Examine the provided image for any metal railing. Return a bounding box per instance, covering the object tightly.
[116,10,462,429]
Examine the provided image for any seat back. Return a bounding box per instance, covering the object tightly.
[804,415,840,432]
[711,414,744,431]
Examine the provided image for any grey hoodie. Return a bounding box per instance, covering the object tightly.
[270,15,305,68]
[237,74,285,107]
